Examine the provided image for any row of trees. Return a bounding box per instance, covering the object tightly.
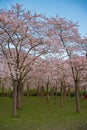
[0,4,87,116]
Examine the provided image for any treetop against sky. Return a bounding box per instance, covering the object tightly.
[0,0,87,37]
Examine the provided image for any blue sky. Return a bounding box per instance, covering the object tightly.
[0,0,87,37]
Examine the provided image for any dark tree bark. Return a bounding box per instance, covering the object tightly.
[75,80,80,113]
[53,87,57,104]
[16,81,23,109]
[63,85,67,100]
[46,82,49,103]
[60,82,64,107]
[13,80,17,116]
[40,86,44,97]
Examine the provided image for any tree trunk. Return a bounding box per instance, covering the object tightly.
[46,82,49,103]
[60,83,64,107]
[40,86,44,97]
[63,85,66,100]
[50,87,54,97]
[75,81,80,113]
[20,85,23,106]
[68,85,71,101]
[13,83,17,116]
[16,82,23,109]
[54,87,57,104]
[17,85,21,109]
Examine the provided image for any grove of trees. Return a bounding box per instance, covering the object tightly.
[0,4,87,116]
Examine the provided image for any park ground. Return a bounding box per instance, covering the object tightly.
[0,96,87,130]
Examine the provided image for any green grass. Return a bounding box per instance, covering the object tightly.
[0,96,87,130]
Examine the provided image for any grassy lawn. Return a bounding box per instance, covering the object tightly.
[0,96,87,130]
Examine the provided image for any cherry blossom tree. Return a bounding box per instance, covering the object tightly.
[0,3,87,116]
[80,36,87,58]
[0,4,49,116]
[0,55,11,96]
[46,16,84,112]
